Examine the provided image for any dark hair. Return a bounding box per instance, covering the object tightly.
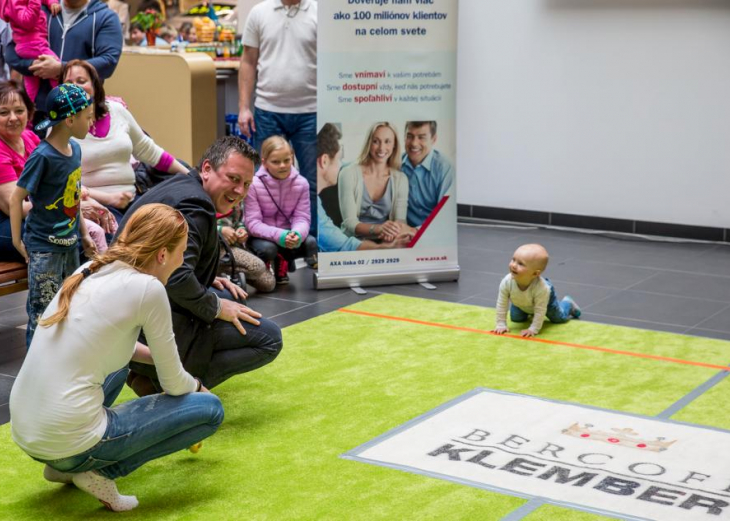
[60,60,108,121]
[179,21,193,33]
[0,80,35,122]
[405,121,437,136]
[139,0,162,13]
[198,136,260,171]
[317,123,342,159]
[130,22,144,33]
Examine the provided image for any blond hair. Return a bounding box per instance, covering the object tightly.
[260,135,291,161]
[357,122,401,170]
[40,204,188,327]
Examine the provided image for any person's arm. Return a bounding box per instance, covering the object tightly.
[78,211,97,258]
[525,283,550,337]
[9,185,29,261]
[131,341,153,364]
[437,155,455,200]
[393,169,409,224]
[164,203,220,323]
[4,42,34,75]
[85,13,123,79]
[337,164,362,237]
[139,280,198,395]
[289,176,311,240]
[0,181,31,217]
[493,277,511,333]
[237,45,259,138]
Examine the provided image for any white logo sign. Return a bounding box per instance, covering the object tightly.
[344,389,730,520]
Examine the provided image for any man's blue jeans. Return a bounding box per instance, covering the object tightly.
[39,367,224,480]
[253,108,318,237]
[26,249,79,348]
[509,280,572,324]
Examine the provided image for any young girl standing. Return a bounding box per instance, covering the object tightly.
[244,135,317,285]
[0,0,61,102]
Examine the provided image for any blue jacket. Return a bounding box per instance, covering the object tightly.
[4,0,123,110]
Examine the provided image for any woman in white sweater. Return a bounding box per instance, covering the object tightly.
[62,60,189,219]
[9,204,224,512]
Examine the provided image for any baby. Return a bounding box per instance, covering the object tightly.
[492,243,581,337]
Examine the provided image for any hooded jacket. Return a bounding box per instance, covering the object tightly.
[4,0,122,109]
[244,164,311,243]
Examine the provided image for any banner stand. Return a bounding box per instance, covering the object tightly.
[314,266,459,291]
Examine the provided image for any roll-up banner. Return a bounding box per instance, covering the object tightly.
[316,0,460,290]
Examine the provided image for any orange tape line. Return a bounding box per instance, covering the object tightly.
[337,308,730,372]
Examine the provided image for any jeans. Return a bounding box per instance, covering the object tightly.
[253,108,318,237]
[203,287,284,388]
[0,214,24,262]
[39,367,224,480]
[509,279,572,324]
[248,236,318,265]
[26,249,79,348]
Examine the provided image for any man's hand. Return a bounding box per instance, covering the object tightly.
[284,231,299,249]
[220,226,236,245]
[81,234,97,259]
[521,329,536,338]
[235,227,248,244]
[213,275,248,300]
[29,55,62,80]
[492,326,509,335]
[238,108,255,139]
[49,2,61,15]
[217,298,261,336]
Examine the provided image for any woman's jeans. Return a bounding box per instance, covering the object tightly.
[509,279,572,324]
[38,367,224,480]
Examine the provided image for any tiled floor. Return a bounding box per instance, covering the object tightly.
[2,222,730,424]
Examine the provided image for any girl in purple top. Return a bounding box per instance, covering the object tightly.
[244,135,317,285]
[0,0,61,102]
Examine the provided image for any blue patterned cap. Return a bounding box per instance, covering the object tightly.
[35,83,93,132]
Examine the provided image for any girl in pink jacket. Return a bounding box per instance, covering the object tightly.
[1,0,60,102]
[244,135,317,285]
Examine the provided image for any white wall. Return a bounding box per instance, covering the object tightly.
[456,0,730,228]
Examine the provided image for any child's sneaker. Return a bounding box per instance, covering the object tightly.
[275,254,289,285]
[563,296,581,318]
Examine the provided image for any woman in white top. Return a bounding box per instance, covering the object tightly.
[61,59,189,219]
[9,204,224,512]
[337,121,409,240]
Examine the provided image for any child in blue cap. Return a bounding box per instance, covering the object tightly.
[9,83,97,348]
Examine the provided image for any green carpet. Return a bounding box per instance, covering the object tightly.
[1,294,729,520]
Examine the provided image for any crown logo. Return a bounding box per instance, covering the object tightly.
[562,423,676,452]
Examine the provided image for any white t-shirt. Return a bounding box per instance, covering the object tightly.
[78,100,164,194]
[10,261,197,460]
[495,274,551,334]
[243,0,317,113]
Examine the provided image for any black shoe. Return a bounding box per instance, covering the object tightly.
[305,254,318,269]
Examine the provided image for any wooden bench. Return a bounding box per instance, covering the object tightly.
[0,261,28,297]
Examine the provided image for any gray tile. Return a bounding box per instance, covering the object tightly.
[0,354,25,377]
[0,403,8,425]
[584,290,721,328]
[692,307,730,334]
[683,328,730,343]
[0,373,14,404]
[245,296,311,320]
[579,313,689,334]
[0,301,27,328]
[272,291,378,328]
[0,326,26,365]
[457,246,510,273]
[629,271,730,303]
[545,258,658,290]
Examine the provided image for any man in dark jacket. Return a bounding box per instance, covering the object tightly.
[117,136,283,394]
[4,0,123,127]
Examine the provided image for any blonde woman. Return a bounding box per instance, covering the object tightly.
[338,122,410,241]
[9,204,223,512]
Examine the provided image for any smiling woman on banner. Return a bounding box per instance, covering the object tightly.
[337,121,410,242]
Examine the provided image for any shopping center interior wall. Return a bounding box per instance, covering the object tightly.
[456,0,730,228]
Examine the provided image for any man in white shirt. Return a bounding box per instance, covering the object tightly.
[237,0,318,236]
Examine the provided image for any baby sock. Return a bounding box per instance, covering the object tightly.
[72,471,139,512]
[43,465,73,484]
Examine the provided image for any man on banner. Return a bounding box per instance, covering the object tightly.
[317,123,409,252]
[237,0,318,241]
[401,121,455,230]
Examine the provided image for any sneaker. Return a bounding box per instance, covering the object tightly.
[305,254,318,270]
[275,254,289,285]
[563,296,581,319]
